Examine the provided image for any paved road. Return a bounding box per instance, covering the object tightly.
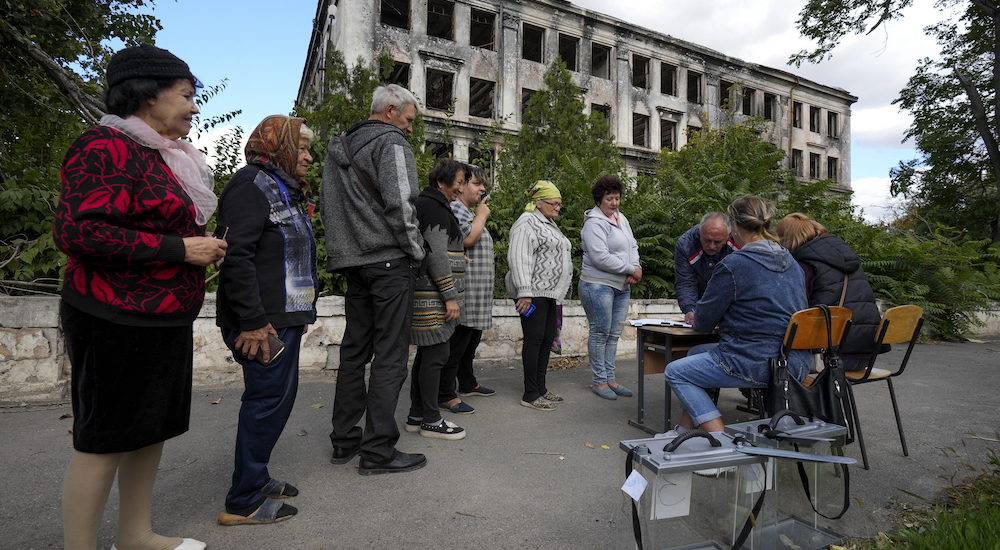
[3,340,998,549]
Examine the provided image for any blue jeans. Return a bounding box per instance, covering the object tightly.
[579,281,630,385]
[222,326,302,510]
[664,343,759,426]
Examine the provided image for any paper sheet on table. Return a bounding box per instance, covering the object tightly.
[629,318,693,328]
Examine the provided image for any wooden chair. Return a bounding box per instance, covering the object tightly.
[843,305,924,470]
[742,306,852,416]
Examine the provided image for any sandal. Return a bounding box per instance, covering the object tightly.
[218,497,297,526]
[520,397,556,411]
[542,390,564,402]
[261,478,298,499]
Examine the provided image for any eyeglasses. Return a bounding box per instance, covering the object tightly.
[539,199,563,208]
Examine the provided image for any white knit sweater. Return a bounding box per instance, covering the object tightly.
[505,210,573,303]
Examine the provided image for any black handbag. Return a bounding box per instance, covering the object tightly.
[767,305,853,440]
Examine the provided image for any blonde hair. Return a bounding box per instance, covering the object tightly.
[727,195,777,242]
[775,212,828,252]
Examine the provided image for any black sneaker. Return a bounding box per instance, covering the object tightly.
[404,416,422,433]
[419,419,466,440]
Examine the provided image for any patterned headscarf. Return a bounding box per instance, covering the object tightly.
[245,115,305,178]
[524,180,561,212]
[245,115,316,216]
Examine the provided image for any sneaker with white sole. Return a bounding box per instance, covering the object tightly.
[420,419,466,440]
[404,416,422,433]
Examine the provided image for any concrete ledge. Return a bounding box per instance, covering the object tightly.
[2,295,996,402]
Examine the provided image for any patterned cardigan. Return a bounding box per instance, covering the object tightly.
[411,187,466,346]
[53,126,205,326]
[505,210,573,303]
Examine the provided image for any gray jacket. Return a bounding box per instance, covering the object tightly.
[320,119,425,270]
[580,207,639,291]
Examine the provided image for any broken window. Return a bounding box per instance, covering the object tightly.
[809,152,821,179]
[742,87,754,116]
[426,141,453,159]
[522,23,544,63]
[633,113,649,147]
[687,71,703,103]
[381,0,409,29]
[793,102,803,129]
[827,156,839,182]
[661,63,676,96]
[763,93,776,121]
[809,106,821,133]
[558,34,579,72]
[591,43,611,79]
[425,69,454,111]
[591,103,611,135]
[387,62,410,87]
[827,112,839,138]
[687,125,701,140]
[791,149,803,177]
[470,9,495,50]
[427,0,454,40]
[720,80,734,107]
[632,54,649,89]
[521,88,536,121]
[660,119,676,151]
[469,78,495,118]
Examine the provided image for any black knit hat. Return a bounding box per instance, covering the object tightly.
[106,44,196,88]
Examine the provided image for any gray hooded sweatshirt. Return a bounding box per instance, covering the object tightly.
[320,119,425,270]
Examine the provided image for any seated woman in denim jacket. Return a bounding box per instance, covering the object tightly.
[665,196,811,433]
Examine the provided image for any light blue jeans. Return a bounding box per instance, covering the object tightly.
[579,280,630,385]
[664,343,760,426]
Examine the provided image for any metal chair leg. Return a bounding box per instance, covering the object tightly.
[886,378,908,456]
[846,382,869,470]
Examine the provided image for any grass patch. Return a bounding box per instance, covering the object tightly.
[844,449,1000,549]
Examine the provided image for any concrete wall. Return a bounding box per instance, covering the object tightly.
[0,295,683,402]
[5,295,998,402]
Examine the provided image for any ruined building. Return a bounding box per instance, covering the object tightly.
[298,0,857,189]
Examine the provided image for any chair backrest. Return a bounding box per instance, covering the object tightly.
[782,306,853,352]
[875,305,924,345]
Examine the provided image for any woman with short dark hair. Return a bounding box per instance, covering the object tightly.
[54,44,224,550]
[580,176,641,400]
[405,158,468,439]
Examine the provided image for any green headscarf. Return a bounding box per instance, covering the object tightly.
[524,180,561,212]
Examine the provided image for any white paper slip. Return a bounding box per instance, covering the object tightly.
[621,469,648,502]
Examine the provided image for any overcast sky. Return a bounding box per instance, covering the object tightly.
[146,0,954,221]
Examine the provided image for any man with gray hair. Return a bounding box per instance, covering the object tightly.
[321,84,427,475]
[674,212,737,325]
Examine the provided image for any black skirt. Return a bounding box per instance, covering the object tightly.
[61,301,194,453]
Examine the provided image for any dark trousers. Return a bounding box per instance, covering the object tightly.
[438,325,483,402]
[222,326,302,510]
[331,259,414,463]
[409,341,449,424]
[520,297,558,403]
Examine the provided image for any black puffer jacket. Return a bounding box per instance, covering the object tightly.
[793,234,883,356]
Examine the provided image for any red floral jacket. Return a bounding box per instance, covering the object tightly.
[53,126,207,326]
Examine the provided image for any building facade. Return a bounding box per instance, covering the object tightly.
[298,0,857,189]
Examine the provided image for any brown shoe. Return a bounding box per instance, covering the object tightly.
[520,397,556,411]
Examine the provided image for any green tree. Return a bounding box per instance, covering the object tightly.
[490,57,623,298]
[791,0,1000,242]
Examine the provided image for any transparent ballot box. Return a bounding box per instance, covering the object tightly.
[725,412,851,550]
[620,431,768,550]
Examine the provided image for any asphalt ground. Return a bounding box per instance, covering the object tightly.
[3,339,999,549]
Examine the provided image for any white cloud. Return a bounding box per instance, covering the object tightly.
[850,176,904,223]
[851,105,913,150]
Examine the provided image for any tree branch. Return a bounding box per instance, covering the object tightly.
[0,18,106,126]
[954,67,1000,242]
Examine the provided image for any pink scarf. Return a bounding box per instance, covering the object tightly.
[100,114,218,226]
